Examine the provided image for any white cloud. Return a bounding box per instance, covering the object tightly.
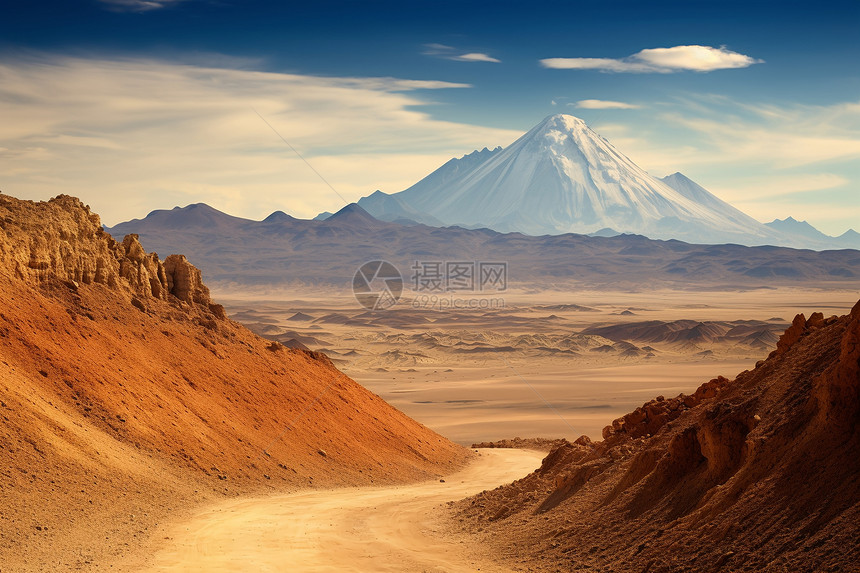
[634,46,761,71]
[424,44,501,63]
[540,45,762,73]
[452,53,501,63]
[0,56,522,225]
[573,99,640,110]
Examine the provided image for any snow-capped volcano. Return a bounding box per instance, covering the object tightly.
[358,114,785,245]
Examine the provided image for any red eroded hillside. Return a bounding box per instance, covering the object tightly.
[0,193,469,571]
[456,303,860,572]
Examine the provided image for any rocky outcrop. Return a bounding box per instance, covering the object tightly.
[0,194,220,317]
[119,234,168,298]
[456,302,860,572]
[1,195,121,287]
[471,437,570,452]
[812,300,860,432]
[772,312,807,356]
[602,376,732,440]
[770,311,839,359]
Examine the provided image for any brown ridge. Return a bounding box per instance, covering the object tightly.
[0,193,470,571]
[455,301,860,572]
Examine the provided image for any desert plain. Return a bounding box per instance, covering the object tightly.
[219,286,859,444]
[105,284,859,572]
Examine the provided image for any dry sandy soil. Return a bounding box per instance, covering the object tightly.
[127,448,544,573]
[218,287,859,445]
[118,286,860,573]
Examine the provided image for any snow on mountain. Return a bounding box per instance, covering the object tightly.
[659,172,769,232]
[765,216,834,243]
[357,190,445,226]
[766,217,860,250]
[357,114,787,245]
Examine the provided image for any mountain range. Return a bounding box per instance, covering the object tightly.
[764,216,860,250]
[326,114,857,251]
[106,202,860,290]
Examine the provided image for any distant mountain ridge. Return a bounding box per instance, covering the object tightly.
[106,202,860,290]
[338,114,856,250]
[764,216,860,250]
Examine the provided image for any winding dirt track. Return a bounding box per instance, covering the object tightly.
[140,449,544,572]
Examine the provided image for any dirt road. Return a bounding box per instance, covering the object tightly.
[138,448,544,572]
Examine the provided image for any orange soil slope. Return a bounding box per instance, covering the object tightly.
[456,303,860,572]
[0,194,468,570]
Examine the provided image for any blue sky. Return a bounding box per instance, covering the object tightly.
[1,0,858,234]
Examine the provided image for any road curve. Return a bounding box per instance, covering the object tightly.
[139,448,544,573]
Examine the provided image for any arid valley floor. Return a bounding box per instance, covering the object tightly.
[220,287,859,445]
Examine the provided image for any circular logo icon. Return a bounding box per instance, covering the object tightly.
[352,260,402,310]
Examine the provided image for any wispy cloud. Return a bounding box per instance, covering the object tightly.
[712,173,851,202]
[541,45,762,73]
[592,96,860,233]
[97,0,186,11]
[659,97,860,168]
[452,53,501,63]
[573,99,640,110]
[0,56,520,225]
[594,96,860,172]
[721,178,858,233]
[424,44,501,63]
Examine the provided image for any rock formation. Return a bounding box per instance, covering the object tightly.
[456,303,860,572]
[0,194,219,318]
[0,192,468,572]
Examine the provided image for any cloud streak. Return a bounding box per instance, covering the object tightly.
[594,96,860,172]
[0,56,521,225]
[660,99,860,168]
[97,0,186,11]
[424,44,501,63]
[541,45,762,73]
[574,99,640,110]
[592,96,860,233]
